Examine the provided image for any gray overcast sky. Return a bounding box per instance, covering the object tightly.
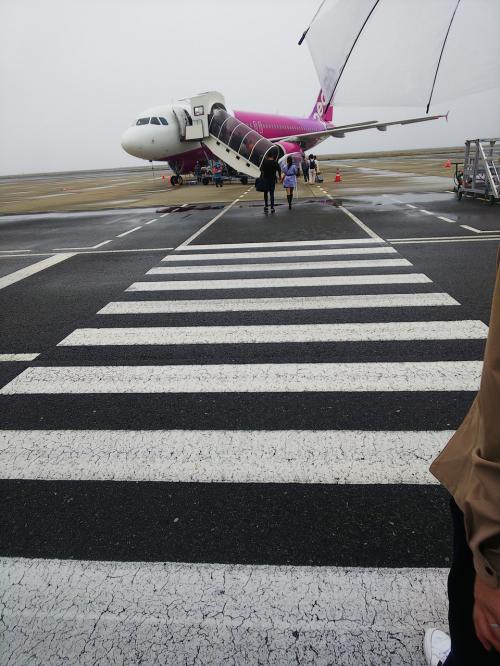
[1,0,499,176]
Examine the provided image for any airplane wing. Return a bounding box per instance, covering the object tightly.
[270,113,447,144]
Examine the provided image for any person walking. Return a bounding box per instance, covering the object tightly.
[281,155,298,210]
[424,249,500,665]
[259,150,281,214]
[301,154,310,183]
[212,161,223,188]
[308,154,317,184]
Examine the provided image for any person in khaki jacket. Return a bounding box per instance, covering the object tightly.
[424,248,500,665]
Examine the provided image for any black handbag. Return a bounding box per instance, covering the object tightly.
[255,177,266,192]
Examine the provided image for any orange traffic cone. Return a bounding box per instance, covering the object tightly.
[444,159,451,168]
[162,175,165,182]
[335,168,342,183]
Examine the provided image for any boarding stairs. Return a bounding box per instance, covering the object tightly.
[181,92,283,178]
[461,138,500,202]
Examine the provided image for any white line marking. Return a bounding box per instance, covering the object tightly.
[406,204,417,209]
[60,321,487,347]
[0,354,39,362]
[175,239,383,251]
[0,253,76,291]
[0,558,447,663]
[160,213,170,217]
[178,198,241,248]
[145,219,158,225]
[52,240,112,250]
[392,236,500,245]
[0,250,32,253]
[0,429,451,484]
[97,293,460,315]
[128,273,431,292]
[445,190,454,194]
[338,206,384,241]
[163,247,398,261]
[181,203,188,207]
[148,259,412,275]
[116,226,143,238]
[1,361,481,394]
[438,216,456,223]
[420,209,435,216]
[0,254,51,258]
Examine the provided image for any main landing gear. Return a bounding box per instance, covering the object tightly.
[170,175,183,186]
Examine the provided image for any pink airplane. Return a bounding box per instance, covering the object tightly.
[121,90,443,185]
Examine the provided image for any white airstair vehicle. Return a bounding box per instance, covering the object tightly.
[179,91,284,179]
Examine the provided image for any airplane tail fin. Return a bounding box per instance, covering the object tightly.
[309,89,333,123]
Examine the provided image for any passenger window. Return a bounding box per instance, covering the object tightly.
[159,117,168,125]
[136,117,150,125]
[150,117,161,125]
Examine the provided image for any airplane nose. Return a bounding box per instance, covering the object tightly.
[121,127,143,158]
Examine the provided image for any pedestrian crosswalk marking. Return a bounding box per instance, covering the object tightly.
[148,258,412,274]
[128,273,432,291]
[0,430,451,484]
[163,246,398,261]
[0,557,448,665]
[97,293,460,315]
[59,320,488,347]
[0,361,482,394]
[175,238,384,250]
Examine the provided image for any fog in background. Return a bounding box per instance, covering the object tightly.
[1,0,499,176]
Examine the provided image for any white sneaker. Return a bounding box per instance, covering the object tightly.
[424,628,451,666]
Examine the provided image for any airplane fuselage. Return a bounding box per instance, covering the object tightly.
[121,102,331,175]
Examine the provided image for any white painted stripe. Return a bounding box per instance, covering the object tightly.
[53,240,112,250]
[393,237,500,245]
[406,204,417,208]
[116,226,142,238]
[438,216,456,223]
[60,320,488,347]
[0,253,76,291]
[175,238,383,250]
[179,197,241,248]
[98,292,460,315]
[145,218,157,225]
[1,361,482,394]
[0,249,31,253]
[338,206,384,241]
[160,212,170,217]
[388,234,499,241]
[128,273,431,291]
[0,558,447,664]
[0,354,39,362]
[420,209,435,216]
[148,258,412,275]
[163,247,398,261]
[0,429,450,484]
[460,224,481,233]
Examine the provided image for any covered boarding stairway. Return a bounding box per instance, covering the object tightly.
[204,109,284,178]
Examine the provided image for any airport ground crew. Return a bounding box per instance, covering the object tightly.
[424,249,500,665]
[281,155,298,210]
[194,161,202,183]
[260,151,281,214]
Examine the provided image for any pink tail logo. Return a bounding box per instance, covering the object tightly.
[310,90,333,123]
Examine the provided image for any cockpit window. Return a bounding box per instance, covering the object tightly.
[159,117,168,125]
[150,117,161,125]
[136,117,150,125]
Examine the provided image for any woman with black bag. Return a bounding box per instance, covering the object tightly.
[258,150,281,214]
